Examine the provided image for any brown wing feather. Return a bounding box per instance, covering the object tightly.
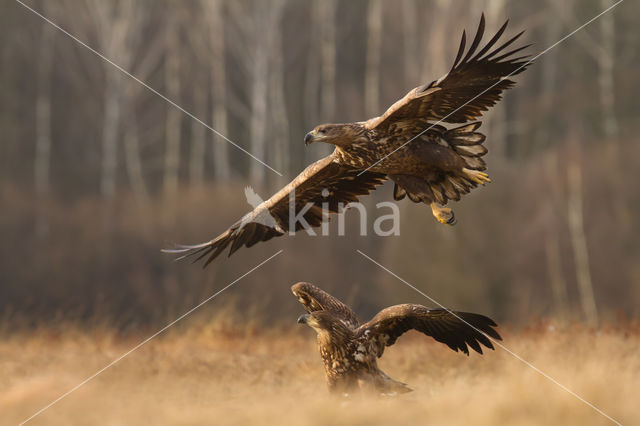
[364,14,530,130]
[291,282,359,329]
[358,304,501,357]
[164,153,387,267]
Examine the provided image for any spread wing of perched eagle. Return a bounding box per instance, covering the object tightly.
[165,15,531,267]
[292,282,501,394]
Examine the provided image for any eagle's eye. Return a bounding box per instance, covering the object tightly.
[317,128,326,135]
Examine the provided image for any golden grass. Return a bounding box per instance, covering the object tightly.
[1,322,638,426]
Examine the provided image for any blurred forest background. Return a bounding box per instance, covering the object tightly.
[1,0,639,330]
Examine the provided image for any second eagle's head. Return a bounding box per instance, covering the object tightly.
[297,311,353,342]
[304,123,367,148]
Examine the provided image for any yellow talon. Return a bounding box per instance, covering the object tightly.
[430,203,456,226]
[463,168,491,185]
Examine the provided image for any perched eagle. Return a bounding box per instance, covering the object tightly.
[166,15,531,267]
[293,282,501,394]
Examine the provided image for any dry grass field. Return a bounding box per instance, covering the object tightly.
[1,321,638,426]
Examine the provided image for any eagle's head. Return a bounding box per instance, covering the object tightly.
[297,312,321,328]
[304,123,366,147]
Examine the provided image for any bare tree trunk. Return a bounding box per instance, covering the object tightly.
[535,4,561,149]
[402,0,419,85]
[91,0,137,199]
[87,0,137,234]
[316,0,336,157]
[119,1,156,203]
[597,0,628,227]
[303,0,336,159]
[566,145,598,325]
[249,1,270,184]
[123,111,149,201]
[163,13,182,199]
[189,67,207,186]
[536,9,568,316]
[365,0,383,118]
[545,227,568,313]
[544,153,568,317]
[268,0,289,184]
[419,3,448,82]
[304,1,321,123]
[598,0,618,140]
[205,0,231,181]
[319,0,336,120]
[35,15,54,239]
[304,1,322,165]
[483,0,507,156]
[549,0,626,226]
[101,73,121,199]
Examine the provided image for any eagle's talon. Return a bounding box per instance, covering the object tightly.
[463,168,491,185]
[430,203,455,226]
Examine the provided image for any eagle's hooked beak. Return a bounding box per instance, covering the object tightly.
[297,313,309,324]
[304,130,316,146]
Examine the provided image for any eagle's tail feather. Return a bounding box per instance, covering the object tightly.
[378,371,413,395]
[415,121,490,207]
[444,121,488,171]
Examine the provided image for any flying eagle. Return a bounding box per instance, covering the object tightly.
[293,282,501,394]
[166,15,531,267]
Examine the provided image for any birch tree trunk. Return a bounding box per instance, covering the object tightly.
[402,0,419,86]
[365,0,383,118]
[123,110,149,201]
[189,66,207,186]
[268,0,289,184]
[544,153,568,316]
[249,1,270,184]
[598,0,618,140]
[163,12,182,199]
[91,0,136,202]
[101,72,121,199]
[535,4,561,149]
[483,0,507,156]
[35,15,55,239]
[304,1,322,165]
[419,2,448,82]
[597,0,627,227]
[205,0,230,181]
[567,143,598,325]
[537,10,568,315]
[317,0,336,157]
[549,0,626,226]
[319,0,336,120]
[120,3,149,201]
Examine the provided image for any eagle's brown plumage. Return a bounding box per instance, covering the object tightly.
[166,15,530,266]
[293,282,501,394]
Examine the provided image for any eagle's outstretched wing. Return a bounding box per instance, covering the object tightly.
[358,304,501,356]
[364,14,530,130]
[291,282,359,329]
[164,154,386,267]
